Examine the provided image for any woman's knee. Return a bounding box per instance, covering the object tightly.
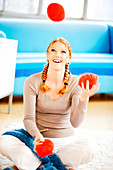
[75,139,97,165]
[56,139,97,168]
[0,135,16,160]
[84,139,97,162]
[0,135,9,155]
[0,135,41,170]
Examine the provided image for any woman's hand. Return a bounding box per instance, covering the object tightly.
[33,132,44,152]
[80,80,100,102]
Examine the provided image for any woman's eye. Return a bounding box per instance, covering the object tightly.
[61,50,66,53]
[51,49,55,52]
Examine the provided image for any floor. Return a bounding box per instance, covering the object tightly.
[0,94,113,135]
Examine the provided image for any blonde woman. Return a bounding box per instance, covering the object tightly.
[0,38,99,170]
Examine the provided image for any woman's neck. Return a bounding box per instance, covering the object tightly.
[46,68,64,86]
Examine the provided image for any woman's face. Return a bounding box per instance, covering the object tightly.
[47,41,70,71]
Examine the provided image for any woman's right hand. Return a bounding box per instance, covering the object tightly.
[33,132,44,152]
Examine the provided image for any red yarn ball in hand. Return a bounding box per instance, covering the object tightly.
[35,139,54,158]
[78,73,98,89]
[47,3,65,22]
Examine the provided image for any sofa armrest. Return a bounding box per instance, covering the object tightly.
[108,24,113,53]
[0,31,6,38]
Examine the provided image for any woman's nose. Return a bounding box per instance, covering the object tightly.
[56,51,61,57]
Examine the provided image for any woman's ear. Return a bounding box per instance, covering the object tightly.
[46,52,49,61]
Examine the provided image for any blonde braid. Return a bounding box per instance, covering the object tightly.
[57,63,70,96]
[40,63,51,93]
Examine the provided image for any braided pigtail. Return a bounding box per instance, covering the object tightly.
[40,63,51,93]
[57,63,70,96]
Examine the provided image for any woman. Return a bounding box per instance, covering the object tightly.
[0,37,99,170]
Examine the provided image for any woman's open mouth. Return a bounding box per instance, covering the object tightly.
[53,59,62,63]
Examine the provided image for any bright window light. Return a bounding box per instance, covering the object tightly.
[1,0,113,21]
[4,0,39,14]
[87,0,113,21]
[0,0,4,11]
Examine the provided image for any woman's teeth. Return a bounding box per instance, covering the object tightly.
[53,59,61,63]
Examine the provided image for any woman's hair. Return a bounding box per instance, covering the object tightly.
[40,37,72,96]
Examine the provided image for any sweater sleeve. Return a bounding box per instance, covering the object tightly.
[70,78,88,128]
[23,75,40,137]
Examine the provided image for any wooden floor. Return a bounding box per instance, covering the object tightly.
[0,94,113,134]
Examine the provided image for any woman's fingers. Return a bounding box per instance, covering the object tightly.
[33,132,45,152]
[81,80,90,91]
[33,145,36,152]
[96,83,100,92]
[33,139,40,145]
[33,136,40,143]
[90,83,100,94]
[80,81,100,102]
[81,82,84,89]
[86,80,89,91]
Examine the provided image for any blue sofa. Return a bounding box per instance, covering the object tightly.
[0,18,113,94]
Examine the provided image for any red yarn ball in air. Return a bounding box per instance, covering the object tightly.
[35,139,54,158]
[47,3,65,22]
[78,73,98,89]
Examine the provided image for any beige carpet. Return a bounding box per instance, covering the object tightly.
[0,122,113,170]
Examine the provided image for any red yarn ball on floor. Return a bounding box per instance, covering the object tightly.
[78,73,98,89]
[47,3,65,22]
[35,139,54,158]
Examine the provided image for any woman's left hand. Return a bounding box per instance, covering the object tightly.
[80,80,100,102]
[33,132,44,152]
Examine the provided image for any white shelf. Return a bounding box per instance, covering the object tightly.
[0,38,18,113]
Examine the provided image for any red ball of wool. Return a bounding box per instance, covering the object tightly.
[47,3,65,22]
[78,73,98,89]
[35,139,54,158]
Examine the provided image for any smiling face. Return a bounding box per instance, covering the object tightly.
[47,41,70,71]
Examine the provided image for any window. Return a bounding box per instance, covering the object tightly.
[41,0,84,18]
[4,0,39,14]
[87,0,113,21]
[0,0,4,11]
[0,0,113,22]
